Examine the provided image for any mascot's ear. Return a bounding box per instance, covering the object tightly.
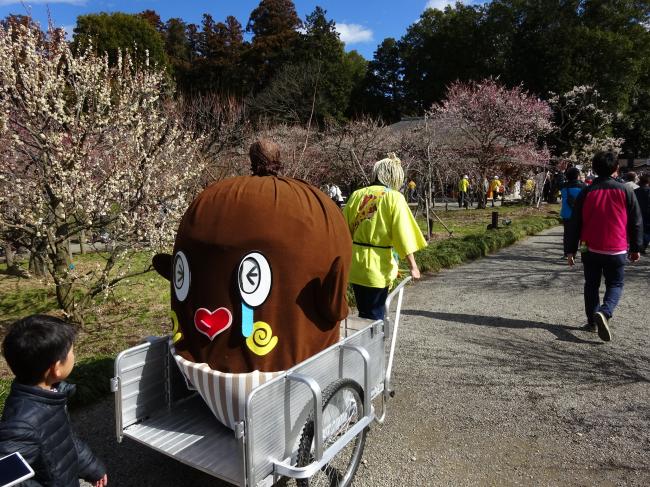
[317,256,349,322]
[152,253,172,282]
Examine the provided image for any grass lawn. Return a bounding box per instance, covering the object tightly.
[0,203,561,410]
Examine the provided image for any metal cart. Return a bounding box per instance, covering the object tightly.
[112,277,410,486]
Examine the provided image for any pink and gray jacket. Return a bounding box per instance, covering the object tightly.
[565,176,643,255]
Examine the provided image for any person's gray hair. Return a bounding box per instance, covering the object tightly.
[372,153,404,190]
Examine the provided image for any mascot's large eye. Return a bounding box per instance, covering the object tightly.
[238,252,272,308]
[173,251,191,302]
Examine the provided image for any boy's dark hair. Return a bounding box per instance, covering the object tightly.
[624,171,637,182]
[566,167,580,181]
[591,151,619,177]
[2,315,76,385]
[639,173,650,186]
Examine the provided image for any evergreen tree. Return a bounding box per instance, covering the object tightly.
[358,38,404,122]
[193,14,247,95]
[400,4,486,112]
[138,9,164,33]
[73,12,167,68]
[246,0,302,91]
[164,18,191,89]
[298,6,352,122]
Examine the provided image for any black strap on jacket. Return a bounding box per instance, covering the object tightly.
[353,241,392,249]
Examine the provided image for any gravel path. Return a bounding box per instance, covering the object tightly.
[76,227,650,486]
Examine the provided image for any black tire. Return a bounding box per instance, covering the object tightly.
[295,379,367,487]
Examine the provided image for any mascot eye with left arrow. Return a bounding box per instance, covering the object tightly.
[237,252,278,356]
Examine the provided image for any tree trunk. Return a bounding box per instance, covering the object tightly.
[29,246,47,277]
[3,243,29,277]
[477,187,487,209]
[51,241,77,322]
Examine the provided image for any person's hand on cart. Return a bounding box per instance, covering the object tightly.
[406,253,421,279]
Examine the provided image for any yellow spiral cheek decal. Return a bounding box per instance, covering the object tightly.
[170,310,183,344]
[246,321,278,356]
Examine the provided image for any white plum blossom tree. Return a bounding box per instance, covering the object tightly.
[0,24,205,324]
[548,85,624,169]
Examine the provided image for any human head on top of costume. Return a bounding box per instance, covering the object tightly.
[493,175,499,180]
[250,139,282,176]
[566,167,581,181]
[372,153,404,190]
[592,151,619,178]
[463,175,468,179]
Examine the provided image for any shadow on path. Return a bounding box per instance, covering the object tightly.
[402,309,595,344]
[401,310,650,387]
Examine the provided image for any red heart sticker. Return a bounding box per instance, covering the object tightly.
[194,307,232,341]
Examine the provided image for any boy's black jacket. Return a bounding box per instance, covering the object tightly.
[0,381,105,486]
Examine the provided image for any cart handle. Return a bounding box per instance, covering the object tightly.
[340,344,371,419]
[384,276,411,398]
[286,373,323,460]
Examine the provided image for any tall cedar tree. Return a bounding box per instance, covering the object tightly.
[139,9,164,33]
[190,14,246,95]
[164,18,192,89]
[246,0,302,91]
[359,38,404,122]
[297,6,353,122]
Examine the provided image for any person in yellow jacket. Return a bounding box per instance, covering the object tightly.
[343,154,428,319]
[458,175,470,209]
[488,175,502,207]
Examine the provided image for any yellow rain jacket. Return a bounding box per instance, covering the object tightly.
[343,185,427,288]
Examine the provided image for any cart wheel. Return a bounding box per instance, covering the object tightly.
[295,379,367,487]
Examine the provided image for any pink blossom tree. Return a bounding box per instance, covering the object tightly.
[0,24,205,324]
[429,79,554,207]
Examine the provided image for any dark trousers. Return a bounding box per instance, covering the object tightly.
[562,219,569,257]
[582,252,626,322]
[352,284,389,320]
[458,191,468,208]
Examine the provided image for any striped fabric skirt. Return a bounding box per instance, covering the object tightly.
[171,345,283,430]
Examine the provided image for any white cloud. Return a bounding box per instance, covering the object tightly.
[336,23,373,45]
[0,0,86,5]
[425,0,461,11]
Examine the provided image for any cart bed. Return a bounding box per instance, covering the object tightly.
[123,394,242,485]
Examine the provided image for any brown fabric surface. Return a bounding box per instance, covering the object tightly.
[165,175,351,373]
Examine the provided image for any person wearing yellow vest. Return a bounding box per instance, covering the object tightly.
[343,154,428,319]
[488,176,502,207]
[407,179,417,202]
[458,175,470,209]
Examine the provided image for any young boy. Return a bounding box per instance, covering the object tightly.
[560,167,585,257]
[0,315,108,486]
[565,152,643,342]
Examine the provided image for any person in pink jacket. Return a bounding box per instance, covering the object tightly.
[565,152,643,342]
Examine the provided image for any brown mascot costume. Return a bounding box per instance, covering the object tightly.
[152,140,352,429]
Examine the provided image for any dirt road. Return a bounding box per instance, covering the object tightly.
[77,227,650,486]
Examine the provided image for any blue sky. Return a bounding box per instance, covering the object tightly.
[0,0,481,58]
